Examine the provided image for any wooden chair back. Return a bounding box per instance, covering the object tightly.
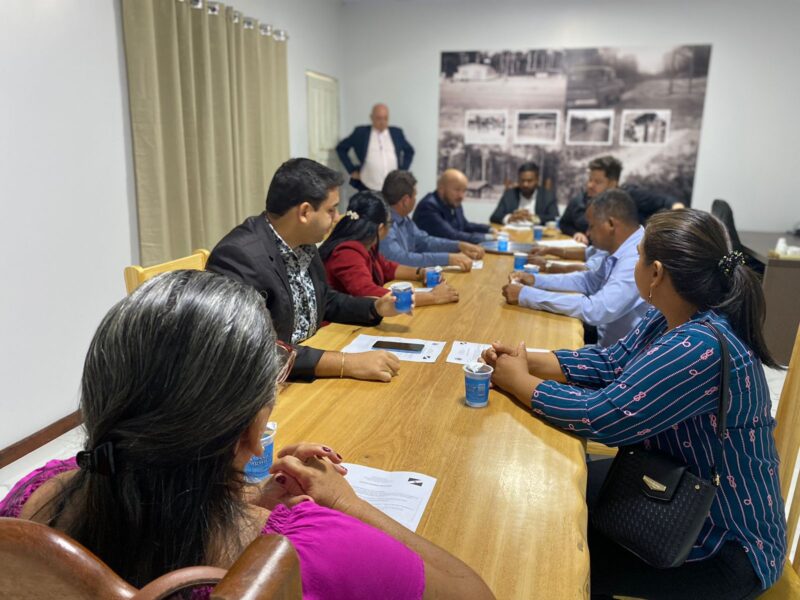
[124,249,210,294]
[761,326,800,598]
[775,326,800,576]
[0,517,302,599]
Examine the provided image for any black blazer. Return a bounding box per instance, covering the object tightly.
[560,186,678,235]
[207,213,381,380]
[336,125,414,190]
[489,187,558,224]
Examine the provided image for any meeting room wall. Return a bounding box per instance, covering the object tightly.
[340,0,800,231]
[0,0,347,451]
[0,1,137,450]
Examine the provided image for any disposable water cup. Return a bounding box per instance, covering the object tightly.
[391,282,413,312]
[425,268,442,287]
[497,234,510,253]
[513,252,527,270]
[533,226,544,241]
[464,362,493,408]
[244,421,277,483]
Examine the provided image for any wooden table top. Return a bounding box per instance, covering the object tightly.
[272,251,589,599]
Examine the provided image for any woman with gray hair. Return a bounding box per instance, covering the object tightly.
[0,270,492,599]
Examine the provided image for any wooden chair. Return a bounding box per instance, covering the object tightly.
[124,249,210,294]
[0,517,302,599]
[761,325,800,598]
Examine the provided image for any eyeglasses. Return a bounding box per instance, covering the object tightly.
[275,340,296,388]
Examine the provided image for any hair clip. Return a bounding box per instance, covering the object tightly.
[344,210,360,220]
[717,250,746,277]
[76,441,116,476]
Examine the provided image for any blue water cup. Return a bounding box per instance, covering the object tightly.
[425,268,442,287]
[391,282,413,313]
[464,363,493,408]
[513,252,527,270]
[497,234,509,253]
[244,421,277,483]
[533,226,544,241]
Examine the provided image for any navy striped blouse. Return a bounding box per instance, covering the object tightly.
[534,308,786,589]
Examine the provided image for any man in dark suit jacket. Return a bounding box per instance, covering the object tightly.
[413,169,492,244]
[560,155,684,240]
[490,162,558,224]
[208,158,403,382]
[336,103,414,191]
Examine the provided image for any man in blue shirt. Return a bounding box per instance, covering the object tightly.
[381,170,484,269]
[503,189,648,346]
[413,169,493,244]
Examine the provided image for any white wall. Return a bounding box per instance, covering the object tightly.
[0,1,136,447]
[340,0,800,231]
[0,0,346,451]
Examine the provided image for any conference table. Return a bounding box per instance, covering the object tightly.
[271,248,590,599]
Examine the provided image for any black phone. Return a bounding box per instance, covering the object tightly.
[372,340,425,353]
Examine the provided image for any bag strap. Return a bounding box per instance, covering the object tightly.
[701,321,731,487]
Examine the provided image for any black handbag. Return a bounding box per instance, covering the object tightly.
[590,322,731,569]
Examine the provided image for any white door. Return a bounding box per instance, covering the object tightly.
[306,71,340,171]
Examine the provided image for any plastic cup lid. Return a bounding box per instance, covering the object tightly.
[464,362,493,374]
[391,282,413,292]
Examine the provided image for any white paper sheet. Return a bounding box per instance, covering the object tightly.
[441,259,482,272]
[472,259,484,270]
[446,341,551,364]
[341,335,446,362]
[535,239,586,248]
[343,463,436,532]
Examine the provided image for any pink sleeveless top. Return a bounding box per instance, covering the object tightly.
[0,459,425,600]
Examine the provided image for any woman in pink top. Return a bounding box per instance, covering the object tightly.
[320,191,459,305]
[0,270,492,600]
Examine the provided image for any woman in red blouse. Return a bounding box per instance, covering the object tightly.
[320,192,459,306]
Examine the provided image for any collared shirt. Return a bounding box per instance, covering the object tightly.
[501,188,538,224]
[382,208,460,267]
[519,226,647,346]
[267,220,318,344]
[360,127,398,191]
[533,308,786,589]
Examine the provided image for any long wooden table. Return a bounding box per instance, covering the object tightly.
[272,251,589,599]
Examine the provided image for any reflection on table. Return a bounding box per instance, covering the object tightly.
[272,251,590,599]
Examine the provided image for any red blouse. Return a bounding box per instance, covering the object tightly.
[325,241,400,297]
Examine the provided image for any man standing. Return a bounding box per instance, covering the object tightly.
[503,189,648,347]
[381,170,483,270]
[336,103,415,191]
[490,162,558,224]
[413,169,493,244]
[207,158,404,382]
[560,155,684,243]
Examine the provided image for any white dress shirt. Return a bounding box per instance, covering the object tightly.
[360,127,398,191]
[502,188,539,224]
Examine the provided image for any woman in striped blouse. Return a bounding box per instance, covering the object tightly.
[483,209,786,599]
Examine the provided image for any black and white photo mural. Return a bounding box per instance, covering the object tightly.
[438,45,711,206]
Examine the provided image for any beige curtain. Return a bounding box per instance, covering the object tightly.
[122,0,289,266]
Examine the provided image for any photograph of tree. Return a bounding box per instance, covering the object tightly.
[438,45,711,206]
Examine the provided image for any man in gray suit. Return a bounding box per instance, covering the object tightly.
[490,162,558,224]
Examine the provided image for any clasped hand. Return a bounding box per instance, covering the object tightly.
[256,442,359,512]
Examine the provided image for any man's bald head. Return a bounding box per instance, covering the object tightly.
[370,104,389,131]
[437,169,468,208]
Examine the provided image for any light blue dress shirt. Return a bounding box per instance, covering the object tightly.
[382,208,461,267]
[519,226,648,346]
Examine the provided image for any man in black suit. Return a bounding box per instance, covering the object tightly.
[208,158,403,382]
[336,103,414,191]
[560,155,684,243]
[489,162,558,224]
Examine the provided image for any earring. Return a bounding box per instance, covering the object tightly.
[648,288,653,302]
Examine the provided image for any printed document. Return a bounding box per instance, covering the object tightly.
[341,335,446,363]
[343,463,436,532]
